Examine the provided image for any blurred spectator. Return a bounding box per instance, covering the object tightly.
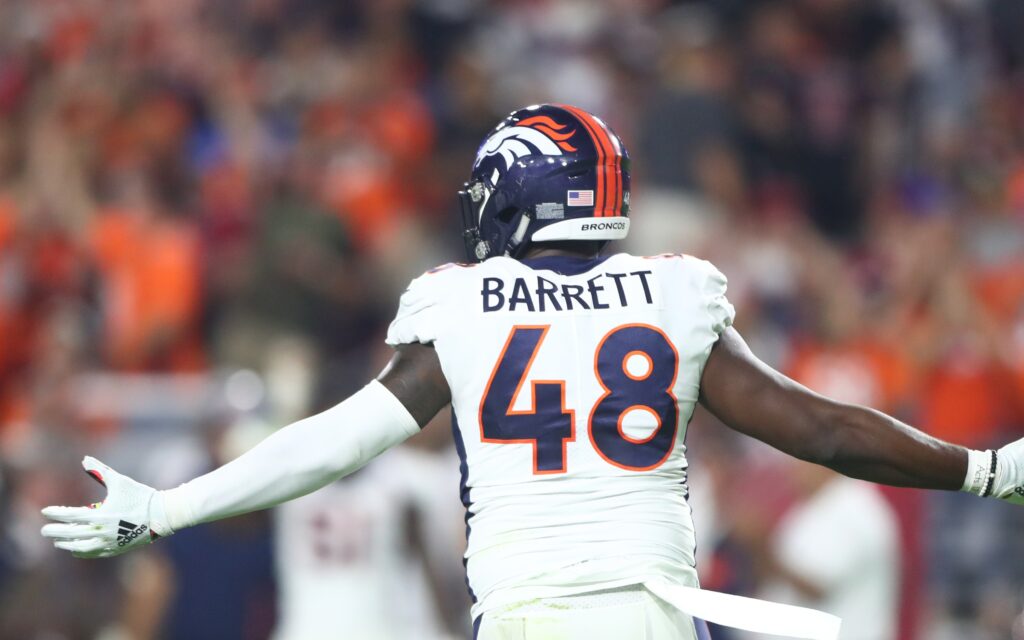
[89,201,204,371]
[747,462,900,640]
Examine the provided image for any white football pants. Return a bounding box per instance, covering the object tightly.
[476,585,709,640]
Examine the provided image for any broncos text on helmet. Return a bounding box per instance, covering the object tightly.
[459,104,631,262]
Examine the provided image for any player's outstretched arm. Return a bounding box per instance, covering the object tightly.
[699,327,1024,503]
[42,343,452,558]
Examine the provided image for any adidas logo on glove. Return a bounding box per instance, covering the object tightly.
[41,456,171,558]
[117,520,148,547]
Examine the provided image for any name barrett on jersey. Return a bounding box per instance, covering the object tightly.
[481,269,655,313]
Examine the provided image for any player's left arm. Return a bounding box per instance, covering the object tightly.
[41,343,452,558]
[699,327,1024,503]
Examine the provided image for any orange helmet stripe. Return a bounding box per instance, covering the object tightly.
[603,119,623,217]
[559,105,619,217]
[557,104,609,216]
[593,115,622,218]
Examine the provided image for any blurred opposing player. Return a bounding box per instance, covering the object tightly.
[42,105,1024,640]
[273,446,462,640]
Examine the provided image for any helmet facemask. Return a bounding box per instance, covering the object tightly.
[459,104,631,263]
[459,180,492,261]
[459,177,533,262]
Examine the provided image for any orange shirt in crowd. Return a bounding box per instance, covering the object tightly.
[89,208,204,371]
[317,91,435,253]
[971,263,1024,430]
[786,338,912,415]
[973,261,1024,326]
[916,344,1013,449]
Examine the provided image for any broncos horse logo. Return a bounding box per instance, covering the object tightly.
[475,115,578,185]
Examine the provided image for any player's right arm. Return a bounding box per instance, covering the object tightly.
[40,344,451,558]
[699,327,1024,503]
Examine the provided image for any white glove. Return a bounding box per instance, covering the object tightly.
[963,441,1024,505]
[41,456,174,558]
[993,439,1024,505]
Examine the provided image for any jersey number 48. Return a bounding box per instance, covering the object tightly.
[480,324,679,474]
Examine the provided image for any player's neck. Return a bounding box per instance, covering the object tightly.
[522,241,601,260]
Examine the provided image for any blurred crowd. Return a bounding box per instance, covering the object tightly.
[2,0,1024,638]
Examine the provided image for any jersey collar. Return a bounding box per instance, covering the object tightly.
[520,254,613,276]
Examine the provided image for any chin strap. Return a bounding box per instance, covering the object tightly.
[505,212,533,257]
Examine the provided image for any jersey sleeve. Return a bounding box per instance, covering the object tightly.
[690,257,735,334]
[386,272,442,346]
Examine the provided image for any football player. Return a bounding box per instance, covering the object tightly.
[42,105,1024,640]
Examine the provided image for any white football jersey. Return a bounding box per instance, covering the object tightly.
[386,253,734,620]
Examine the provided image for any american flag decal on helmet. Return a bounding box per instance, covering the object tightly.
[567,190,594,206]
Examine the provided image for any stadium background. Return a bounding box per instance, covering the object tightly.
[2,0,1024,638]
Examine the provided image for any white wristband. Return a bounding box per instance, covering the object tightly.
[961,449,997,497]
[160,380,420,531]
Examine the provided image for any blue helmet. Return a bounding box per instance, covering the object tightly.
[459,104,631,262]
